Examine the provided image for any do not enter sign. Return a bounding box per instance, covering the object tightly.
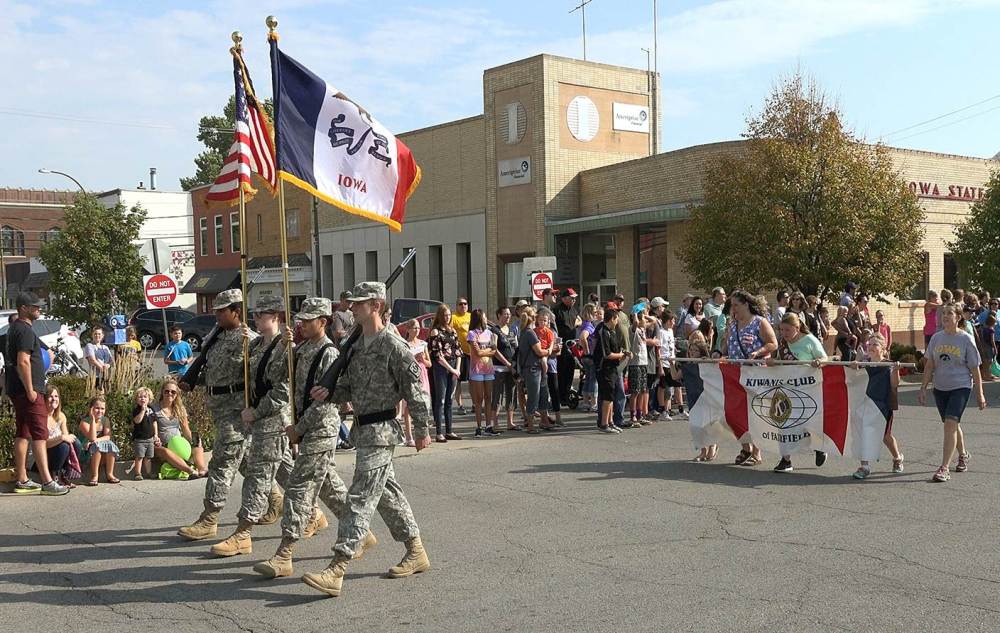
[530,272,553,301]
[144,273,179,309]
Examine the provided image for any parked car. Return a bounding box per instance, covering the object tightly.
[176,314,217,352]
[129,307,196,349]
[390,298,443,325]
[395,313,436,341]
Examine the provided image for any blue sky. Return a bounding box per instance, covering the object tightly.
[2,0,999,192]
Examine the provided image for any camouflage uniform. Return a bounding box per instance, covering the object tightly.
[236,296,295,524]
[281,301,348,539]
[329,283,432,558]
[200,290,257,511]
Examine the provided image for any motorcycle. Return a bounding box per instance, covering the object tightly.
[47,336,87,377]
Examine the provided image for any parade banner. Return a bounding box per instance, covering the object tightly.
[269,38,421,231]
[683,363,893,461]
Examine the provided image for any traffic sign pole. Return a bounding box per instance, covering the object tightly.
[152,240,169,348]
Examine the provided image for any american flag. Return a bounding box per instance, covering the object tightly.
[205,54,277,205]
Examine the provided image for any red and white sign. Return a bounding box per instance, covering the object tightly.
[530,272,553,301]
[144,273,179,309]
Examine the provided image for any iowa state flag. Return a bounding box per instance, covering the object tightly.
[682,363,893,461]
[269,37,421,231]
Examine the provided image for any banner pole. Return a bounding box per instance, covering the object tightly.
[232,32,251,410]
[277,178,296,424]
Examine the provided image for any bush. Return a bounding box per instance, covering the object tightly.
[0,374,216,469]
[889,343,918,362]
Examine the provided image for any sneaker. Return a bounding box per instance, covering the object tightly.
[676,410,689,420]
[773,458,793,473]
[611,425,622,434]
[815,451,827,467]
[956,452,970,472]
[485,426,502,436]
[457,405,468,415]
[853,467,871,480]
[932,466,951,482]
[41,480,70,496]
[14,479,42,495]
[660,412,673,421]
[598,425,618,434]
[618,422,636,429]
[134,474,144,481]
[892,455,904,473]
[474,428,484,438]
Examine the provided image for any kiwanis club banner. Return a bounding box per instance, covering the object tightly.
[269,36,421,232]
[683,363,893,461]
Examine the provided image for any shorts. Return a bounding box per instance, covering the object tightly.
[491,371,517,410]
[597,369,619,402]
[12,393,49,441]
[646,374,659,391]
[133,438,156,458]
[933,388,971,422]
[627,366,648,395]
[663,371,683,388]
[459,354,470,381]
[469,373,495,382]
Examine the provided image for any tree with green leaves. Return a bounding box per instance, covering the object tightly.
[948,170,1000,292]
[180,95,274,191]
[39,194,147,326]
[678,73,926,300]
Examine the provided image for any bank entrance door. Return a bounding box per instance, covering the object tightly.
[581,279,617,302]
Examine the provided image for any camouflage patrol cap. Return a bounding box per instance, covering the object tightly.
[347,281,385,303]
[295,297,333,321]
[254,294,284,314]
[346,281,386,302]
[212,288,243,310]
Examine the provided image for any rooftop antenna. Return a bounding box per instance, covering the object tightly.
[569,0,594,61]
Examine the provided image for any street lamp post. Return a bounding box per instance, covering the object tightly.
[641,47,653,156]
[37,168,86,193]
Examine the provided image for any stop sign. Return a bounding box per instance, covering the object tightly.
[144,273,179,309]
[530,272,553,301]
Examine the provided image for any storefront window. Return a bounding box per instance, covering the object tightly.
[579,233,616,301]
[637,224,669,300]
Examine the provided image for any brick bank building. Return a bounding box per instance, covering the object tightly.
[214,53,997,343]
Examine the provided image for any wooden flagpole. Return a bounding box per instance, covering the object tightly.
[267,15,296,424]
[232,31,251,409]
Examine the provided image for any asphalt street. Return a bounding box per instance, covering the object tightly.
[2,382,999,633]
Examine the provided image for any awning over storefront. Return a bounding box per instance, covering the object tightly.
[545,202,691,251]
[181,269,240,294]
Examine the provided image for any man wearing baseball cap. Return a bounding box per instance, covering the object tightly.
[7,292,68,495]
[553,288,581,403]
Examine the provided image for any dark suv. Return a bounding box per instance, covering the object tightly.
[175,314,217,351]
[129,308,196,348]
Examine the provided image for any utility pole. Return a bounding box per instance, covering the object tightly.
[570,0,594,61]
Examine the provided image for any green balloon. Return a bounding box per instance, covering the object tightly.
[166,435,192,461]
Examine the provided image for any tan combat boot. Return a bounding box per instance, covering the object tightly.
[386,536,431,578]
[352,530,378,561]
[301,555,351,597]
[253,536,296,578]
[177,503,220,541]
[210,519,254,557]
[257,486,284,526]
[302,507,328,538]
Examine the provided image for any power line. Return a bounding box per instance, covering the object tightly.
[883,92,1000,138]
[0,107,235,135]
[891,103,1000,144]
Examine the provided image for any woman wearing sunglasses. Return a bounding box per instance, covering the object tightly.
[153,378,207,478]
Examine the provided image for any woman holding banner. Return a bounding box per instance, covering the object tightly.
[722,291,777,466]
[919,304,986,483]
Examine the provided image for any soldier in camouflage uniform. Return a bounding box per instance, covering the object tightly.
[253,297,376,578]
[302,282,433,597]
[178,289,257,541]
[210,295,295,556]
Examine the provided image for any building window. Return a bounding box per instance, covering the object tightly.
[286,209,299,238]
[214,215,223,256]
[343,253,355,292]
[1,226,25,256]
[429,245,443,302]
[256,214,263,243]
[366,250,378,281]
[943,252,959,292]
[322,255,334,297]
[404,249,417,298]
[901,252,930,301]
[230,212,240,253]
[199,218,208,256]
[456,242,471,304]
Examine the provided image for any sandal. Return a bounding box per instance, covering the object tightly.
[506,425,522,432]
[742,454,762,466]
[705,446,718,462]
[85,480,98,486]
[107,477,121,484]
[525,428,540,434]
[734,450,752,465]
